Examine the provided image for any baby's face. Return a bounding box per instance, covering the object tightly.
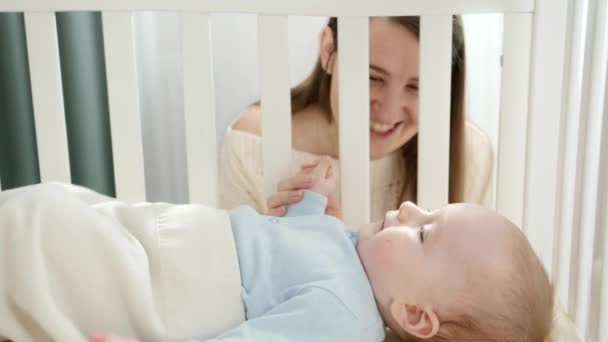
[356,202,516,314]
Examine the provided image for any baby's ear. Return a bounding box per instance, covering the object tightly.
[390,302,440,339]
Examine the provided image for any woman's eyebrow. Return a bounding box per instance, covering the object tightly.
[369,64,389,76]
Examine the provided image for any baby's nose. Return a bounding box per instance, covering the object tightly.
[398,201,427,224]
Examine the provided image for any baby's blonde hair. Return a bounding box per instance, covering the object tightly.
[400,223,554,342]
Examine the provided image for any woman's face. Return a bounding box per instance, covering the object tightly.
[322,18,420,160]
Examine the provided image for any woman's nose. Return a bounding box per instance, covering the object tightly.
[370,99,381,116]
[370,89,407,121]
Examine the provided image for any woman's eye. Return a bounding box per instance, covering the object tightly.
[419,226,425,243]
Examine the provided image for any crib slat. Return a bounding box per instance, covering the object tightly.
[496,14,532,228]
[594,87,608,342]
[101,12,146,202]
[600,223,608,339]
[181,13,217,206]
[338,17,370,226]
[598,98,608,342]
[24,12,71,184]
[573,0,608,336]
[417,15,452,210]
[524,0,569,282]
[1,0,535,16]
[589,58,608,342]
[596,7,608,334]
[258,15,292,200]
[555,0,587,315]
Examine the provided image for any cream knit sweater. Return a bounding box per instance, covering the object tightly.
[219,121,493,221]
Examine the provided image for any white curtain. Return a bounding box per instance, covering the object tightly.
[134,12,188,203]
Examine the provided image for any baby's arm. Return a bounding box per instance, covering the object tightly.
[88,289,357,342]
[205,287,364,342]
[284,156,336,217]
[284,190,328,216]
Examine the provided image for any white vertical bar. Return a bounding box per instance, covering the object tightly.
[593,130,607,342]
[555,0,588,315]
[182,13,217,206]
[24,12,71,184]
[496,14,532,228]
[599,220,608,337]
[598,71,608,342]
[338,17,369,226]
[574,0,608,336]
[0,0,536,16]
[258,15,292,199]
[417,15,452,210]
[102,12,146,202]
[524,0,569,283]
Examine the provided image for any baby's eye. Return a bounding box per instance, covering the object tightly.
[418,226,425,243]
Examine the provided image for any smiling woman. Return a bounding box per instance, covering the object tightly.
[219,16,494,220]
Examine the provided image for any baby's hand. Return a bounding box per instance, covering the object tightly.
[266,156,341,218]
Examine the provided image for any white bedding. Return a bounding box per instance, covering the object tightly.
[0,183,245,342]
[0,183,583,342]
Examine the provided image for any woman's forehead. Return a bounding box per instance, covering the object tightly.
[369,17,417,41]
[368,20,419,76]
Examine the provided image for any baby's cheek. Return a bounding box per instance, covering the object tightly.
[362,238,391,266]
[373,237,401,267]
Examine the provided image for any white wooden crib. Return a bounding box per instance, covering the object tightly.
[0,0,607,341]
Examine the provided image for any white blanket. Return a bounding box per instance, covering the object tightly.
[0,183,245,342]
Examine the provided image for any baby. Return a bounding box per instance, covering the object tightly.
[0,158,553,342]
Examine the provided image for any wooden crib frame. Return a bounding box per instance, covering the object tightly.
[1,0,607,340]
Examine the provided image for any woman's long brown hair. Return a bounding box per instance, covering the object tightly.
[289,16,467,204]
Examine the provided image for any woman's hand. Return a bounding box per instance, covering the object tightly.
[90,333,140,342]
[266,156,342,218]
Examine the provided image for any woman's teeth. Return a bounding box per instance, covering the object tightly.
[370,121,394,133]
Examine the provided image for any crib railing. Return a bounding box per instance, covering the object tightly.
[1,0,607,340]
[0,0,534,16]
[564,0,608,338]
[2,0,538,224]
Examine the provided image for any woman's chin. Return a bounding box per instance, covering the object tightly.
[369,144,401,160]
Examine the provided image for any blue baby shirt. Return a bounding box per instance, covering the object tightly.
[208,190,385,342]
